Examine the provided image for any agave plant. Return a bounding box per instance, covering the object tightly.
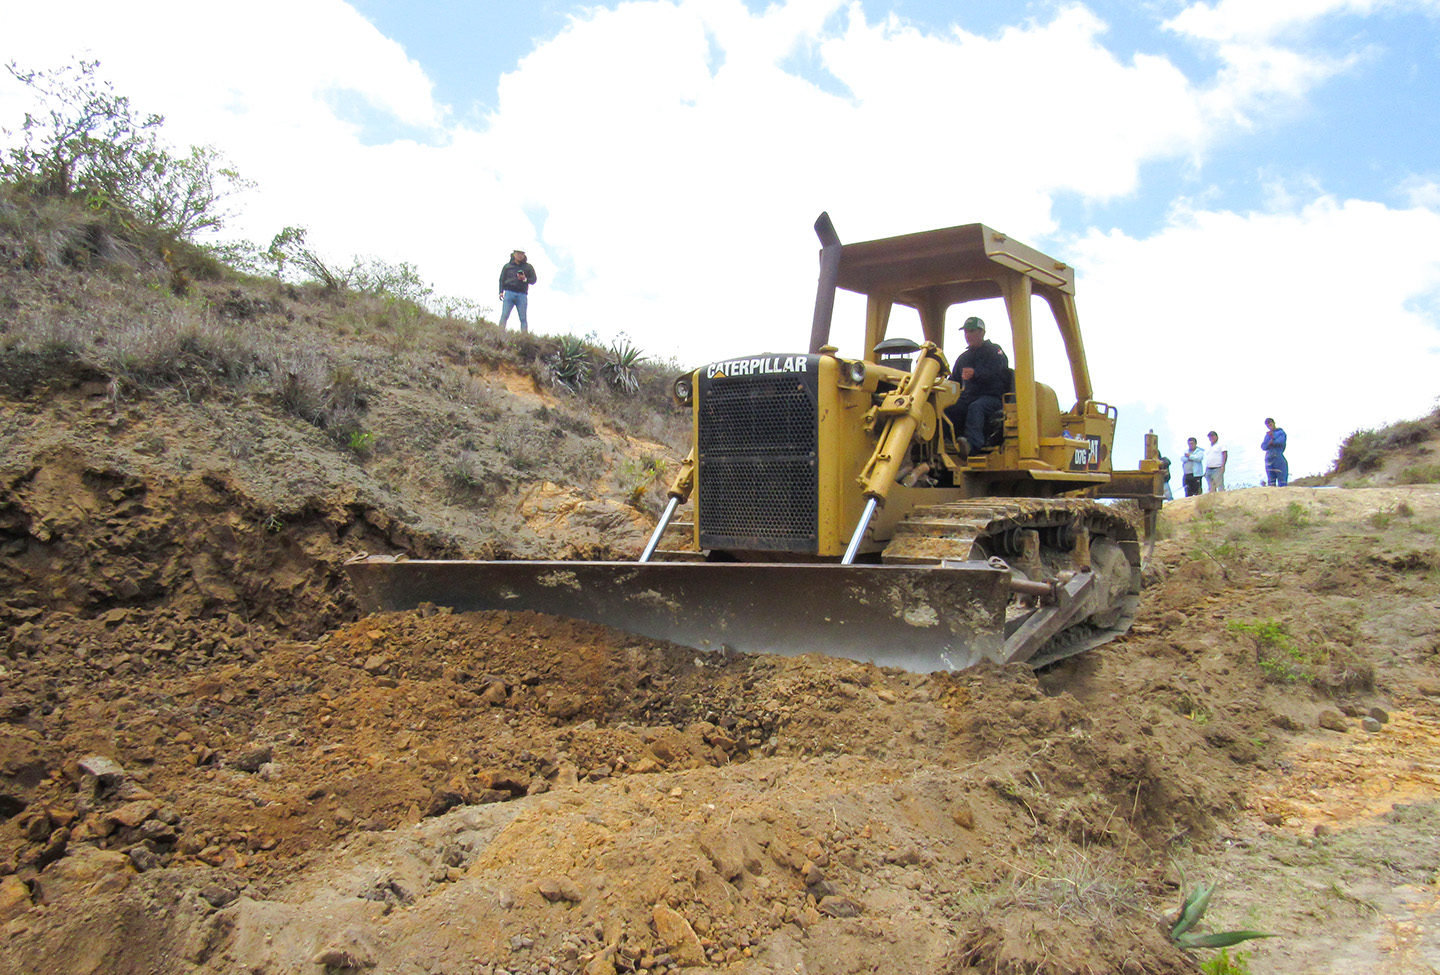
[547,334,593,392]
[601,338,646,395]
[1168,883,1276,950]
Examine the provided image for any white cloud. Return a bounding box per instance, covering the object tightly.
[1165,0,1390,43]
[1071,195,1440,482]
[3,0,1436,483]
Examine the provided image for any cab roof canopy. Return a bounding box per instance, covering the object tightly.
[835,223,1075,312]
[819,220,1092,409]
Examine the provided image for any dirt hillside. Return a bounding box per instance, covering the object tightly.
[3,203,1440,974]
[4,464,1440,974]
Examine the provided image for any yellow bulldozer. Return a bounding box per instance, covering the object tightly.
[347,215,1163,673]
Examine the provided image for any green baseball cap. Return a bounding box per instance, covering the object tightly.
[962,316,985,331]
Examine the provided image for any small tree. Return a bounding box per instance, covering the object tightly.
[1,59,160,199]
[2,59,251,238]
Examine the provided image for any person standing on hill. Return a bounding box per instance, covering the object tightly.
[1204,430,1227,492]
[498,249,537,333]
[1181,437,1206,497]
[1261,418,1289,486]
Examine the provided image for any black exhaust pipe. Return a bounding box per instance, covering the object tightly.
[808,212,842,353]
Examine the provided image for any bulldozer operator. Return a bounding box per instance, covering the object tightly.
[943,316,1011,458]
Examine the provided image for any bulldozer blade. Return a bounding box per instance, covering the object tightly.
[346,558,1013,673]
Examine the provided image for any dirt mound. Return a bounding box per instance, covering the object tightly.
[2,229,1439,971]
[7,490,1439,974]
[2,603,1221,975]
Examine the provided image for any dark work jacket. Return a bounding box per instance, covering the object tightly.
[949,339,1010,398]
[499,260,537,294]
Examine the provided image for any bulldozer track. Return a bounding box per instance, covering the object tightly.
[883,498,1144,667]
[883,498,1141,583]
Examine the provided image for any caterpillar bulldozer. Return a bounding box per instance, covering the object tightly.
[347,215,1163,673]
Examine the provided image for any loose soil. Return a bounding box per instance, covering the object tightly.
[3,454,1439,973]
[2,235,1438,973]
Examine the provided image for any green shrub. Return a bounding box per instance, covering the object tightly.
[346,429,375,455]
[1201,948,1255,975]
[1228,618,1324,683]
[1397,463,1440,485]
[1334,409,1440,476]
[1254,501,1309,537]
[2,60,250,239]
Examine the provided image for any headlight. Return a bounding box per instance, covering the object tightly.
[845,360,866,385]
[673,376,694,405]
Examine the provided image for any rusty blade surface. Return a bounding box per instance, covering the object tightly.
[345,559,1012,673]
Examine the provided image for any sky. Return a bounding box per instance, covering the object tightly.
[4,0,1440,486]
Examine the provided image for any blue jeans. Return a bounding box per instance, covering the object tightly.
[1264,451,1288,486]
[944,393,1002,451]
[500,290,528,332]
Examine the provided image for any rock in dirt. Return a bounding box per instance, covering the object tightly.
[312,926,379,969]
[32,847,131,905]
[1318,710,1349,732]
[584,946,618,975]
[107,799,160,828]
[652,903,705,966]
[1362,716,1382,733]
[0,874,31,924]
[127,847,162,872]
[229,745,273,773]
[537,876,583,903]
[818,895,864,917]
[76,755,126,788]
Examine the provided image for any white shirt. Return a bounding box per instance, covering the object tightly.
[1204,440,1226,470]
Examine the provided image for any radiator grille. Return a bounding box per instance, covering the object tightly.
[697,363,819,551]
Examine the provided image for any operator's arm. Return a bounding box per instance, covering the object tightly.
[525,262,538,286]
[949,348,970,383]
[972,344,1010,392]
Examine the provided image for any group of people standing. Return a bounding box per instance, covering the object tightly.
[1174,419,1288,497]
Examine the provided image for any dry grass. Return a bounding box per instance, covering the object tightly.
[1333,408,1440,475]
[951,845,1148,928]
[0,187,691,553]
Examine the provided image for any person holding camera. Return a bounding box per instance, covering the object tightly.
[498,249,537,333]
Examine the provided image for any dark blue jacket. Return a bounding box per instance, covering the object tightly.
[500,260,537,294]
[949,340,1010,398]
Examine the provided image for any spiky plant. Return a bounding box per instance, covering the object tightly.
[547,334,593,392]
[601,338,646,395]
[1169,883,1276,950]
